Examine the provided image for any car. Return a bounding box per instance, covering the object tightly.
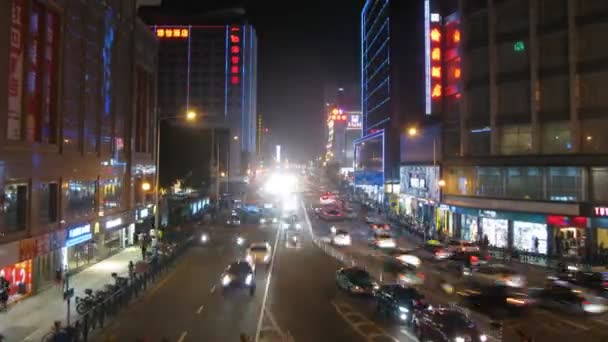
[199,231,210,244]
[446,239,480,253]
[331,229,351,246]
[369,222,390,231]
[464,264,526,288]
[221,261,256,295]
[285,230,301,248]
[226,215,241,226]
[413,241,452,261]
[536,282,608,314]
[320,193,336,205]
[375,284,428,324]
[372,232,396,249]
[458,286,534,317]
[444,250,491,275]
[550,265,608,296]
[319,207,345,221]
[335,267,379,295]
[246,242,272,266]
[393,262,426,286]
[413,306,488,342]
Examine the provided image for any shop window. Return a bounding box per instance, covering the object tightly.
[505,167,543,200]
[1,184,28,233]
[541,122,572,154]
[444,167,475,196]
[65,180,97,218]
[547,167,585,202]
[597,227,608,252]
[513,221,548,254]
[554,227,585,257]
[39,182,58,224]
[591,168,608,203]
[481,217,508,248]
[475,167,503,197]
[101,178,123,211]
[500,124,532,155]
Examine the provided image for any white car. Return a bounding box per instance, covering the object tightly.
[372,232,396,249]
[331,230,352,246]
[246,242,272,265]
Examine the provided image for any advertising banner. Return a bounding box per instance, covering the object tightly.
[0,259,32,296]
[7,0,26,140]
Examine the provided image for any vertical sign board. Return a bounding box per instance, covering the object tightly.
[229,26,241,85]
[8,0,26,139]
[444,14,462,99]
[429,13,442,114]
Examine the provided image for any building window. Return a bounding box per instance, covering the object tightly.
[101,178,123,211]
[39,182,58,224]
[578,23,608,63]
[65,180,97,217]
[591,167,608,203]
[1,184,28,233]
[505,167,543,200]
[500,124,532,155]
[547,167,585,202]
[541,121,572,154]
[445,167,475,196]
[582,118,608,154]
[469,129,491,156]
[539,75,569,115]
[476,167,503,197]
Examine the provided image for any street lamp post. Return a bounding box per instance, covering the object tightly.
[154,111,197,236]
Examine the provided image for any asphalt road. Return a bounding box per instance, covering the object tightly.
[305,193,608,342]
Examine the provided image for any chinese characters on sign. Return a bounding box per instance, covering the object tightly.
[230,26,241,85]
[347,114,362,129]
[8,0,25,140]
[155,27,189,39]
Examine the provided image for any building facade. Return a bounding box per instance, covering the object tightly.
[139,5,258,179]
[323,85,361,173]
[438,0,608,262]
[358,0,428,205]
[0,0,157,300]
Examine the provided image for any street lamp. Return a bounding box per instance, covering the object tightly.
[154,110,199,235]
[407,127,418,137]
[141,181,151,191]
[233,135,239,141]
[438,179,446,187]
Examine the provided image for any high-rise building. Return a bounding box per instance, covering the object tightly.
[0,0,159,300]
[323,85,361,172]
[436,0,608,262]
[139,5,258,179]
[358,0,428,204]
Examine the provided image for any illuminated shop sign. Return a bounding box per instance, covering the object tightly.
[347,114,362,129]
[66,224,92,247]
[155,27,189,39]
[595,207,608,217]
[105,218,123,229]
[229,26,241,85]
[409,176,426,189]
[139,208,149,219]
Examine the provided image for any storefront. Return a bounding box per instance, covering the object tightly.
[63,222,96,272]
[548,215,588,258]
[480,215,509,248]
[592,207,608,256]
[0,259,32,302]
[99,213,136,259]
[399,165,440,228]
[513,221,548,254]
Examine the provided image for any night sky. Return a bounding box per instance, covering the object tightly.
[145,0,362,185]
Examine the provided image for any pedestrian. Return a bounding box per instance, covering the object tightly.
[533,236,539,253]
[140,238,147,261]
[483,234,490,249]
[0,276,9,311]
[128,261,135,280]
[54,267,63,289]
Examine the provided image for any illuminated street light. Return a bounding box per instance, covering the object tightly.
[186,111,197,121]
[438,179,446,187]
[220,172,226,177]
[407,127,418,136]
[141,182,151,191]
[233,135,239,141]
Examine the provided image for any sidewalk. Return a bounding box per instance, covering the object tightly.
[0,246,141,341]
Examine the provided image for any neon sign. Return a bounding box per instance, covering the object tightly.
[429,16,442,104]
[155,27,189,39]
[66,223,92,247]
[229,25,241,85]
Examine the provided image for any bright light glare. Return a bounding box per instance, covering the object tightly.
[263,173,298,195]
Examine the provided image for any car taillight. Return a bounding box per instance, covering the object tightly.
[417,273,425,280]
[582,300,591,305]
[384,224,389,229]
[470,256,479,265]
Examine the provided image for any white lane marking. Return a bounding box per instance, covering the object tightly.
[196,305,204,314]
[331,301,401,342]
[254,218,282,342]
[399,329,418,341]
[210,285,216,293]
[177,331,188,342]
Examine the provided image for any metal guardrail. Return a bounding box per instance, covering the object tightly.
[41,237,193,342]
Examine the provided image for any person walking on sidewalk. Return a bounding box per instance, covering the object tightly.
[140,234,148,261]
[0,275,9,311]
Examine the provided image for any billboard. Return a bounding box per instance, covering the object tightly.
[354,132,384,186]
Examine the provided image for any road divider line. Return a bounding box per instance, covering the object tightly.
[196,305,204,314]
[177,330,188,342]
[254,219,282,342]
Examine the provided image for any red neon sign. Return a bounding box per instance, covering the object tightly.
[430,22,442,104]
[230,26,241,85]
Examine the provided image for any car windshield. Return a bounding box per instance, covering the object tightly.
[228,263,252,274]
[250,246,268,252]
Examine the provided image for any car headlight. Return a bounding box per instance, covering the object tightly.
[260,218,266,224]
[479,334,487,342]
[454,337,465,342]
[226,220,231,224]
[246,255,252,262]
[373,283,380,290]
[296,223,302,229]
[245,273,253,285]
[222,275,231,286]
[399,313,408,321]
[352,285,362,292]
[237,237,244,245]
[398,306,409,313]
[201,234,208,242]
[264,254,270,262]
[272,218,278,223]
